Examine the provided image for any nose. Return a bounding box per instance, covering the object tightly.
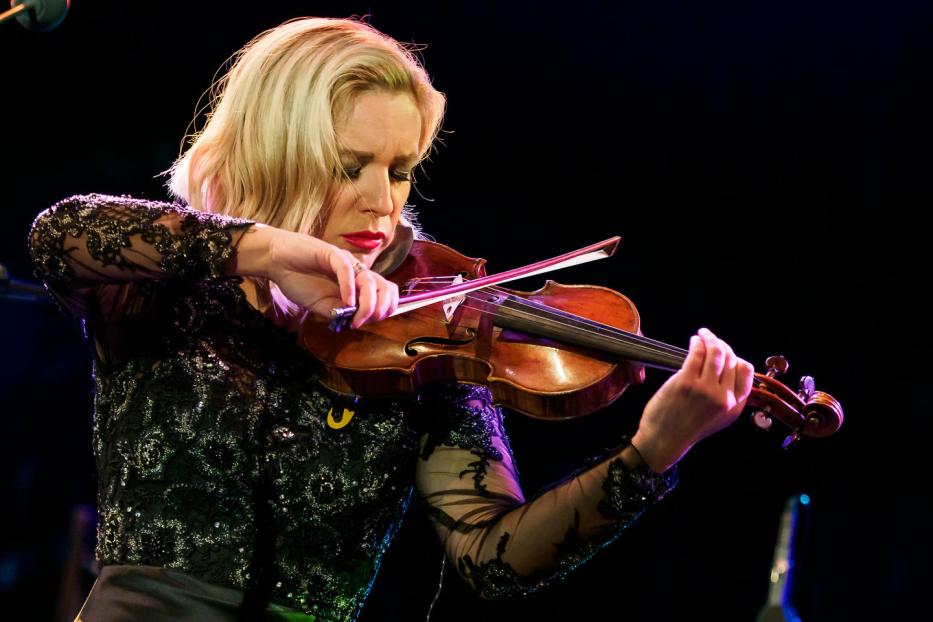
[361,169,394,217]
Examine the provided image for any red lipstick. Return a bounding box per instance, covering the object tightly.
[341,231,385,251]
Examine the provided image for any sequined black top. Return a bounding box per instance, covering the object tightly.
[29,194,677,622]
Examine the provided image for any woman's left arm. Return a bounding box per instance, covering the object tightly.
[414,383,676,600]
[415,331,751,598]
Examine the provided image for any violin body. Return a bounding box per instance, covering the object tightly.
[300,239,844,442]
[299,239,644,419]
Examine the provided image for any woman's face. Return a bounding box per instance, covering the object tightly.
[321,89,422,268]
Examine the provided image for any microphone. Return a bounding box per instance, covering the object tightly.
[0,0,70,32]
[756,494,809,622]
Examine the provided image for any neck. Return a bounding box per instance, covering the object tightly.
[489,291,687,371]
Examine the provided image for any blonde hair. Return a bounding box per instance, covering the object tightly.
[167,17,445,236]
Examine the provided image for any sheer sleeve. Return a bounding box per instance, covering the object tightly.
[28,193,254,318]
[415,383,677,600]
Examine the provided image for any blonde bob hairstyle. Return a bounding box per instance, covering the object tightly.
[167,17,446,237]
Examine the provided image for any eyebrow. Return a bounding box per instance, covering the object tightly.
[339,150,418,166]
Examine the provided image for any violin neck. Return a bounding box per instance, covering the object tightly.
[491,294,687,372]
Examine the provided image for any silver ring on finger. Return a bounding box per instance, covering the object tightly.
[352,261,367,277]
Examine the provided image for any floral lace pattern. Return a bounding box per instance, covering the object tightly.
[30,194,678,619]
[30,195,421,621]
[415,387,678,600]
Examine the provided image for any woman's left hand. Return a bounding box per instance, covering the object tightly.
[631,327,755,472]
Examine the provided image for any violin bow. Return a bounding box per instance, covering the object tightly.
[329,236,621,332]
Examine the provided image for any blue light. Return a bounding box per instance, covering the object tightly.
[799,494,810,506]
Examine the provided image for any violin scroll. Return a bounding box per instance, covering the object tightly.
[748,355,844,448]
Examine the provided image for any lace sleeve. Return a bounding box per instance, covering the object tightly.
[414,383,677,600]
[28,193,254,317]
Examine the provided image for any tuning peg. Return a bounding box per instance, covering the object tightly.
[798,376,815,401]
[751,409,773,431]
[764,355,789,378]
[782,430,802,450]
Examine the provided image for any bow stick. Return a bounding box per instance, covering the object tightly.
[329,236,621,332]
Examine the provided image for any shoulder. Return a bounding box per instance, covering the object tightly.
[48,192,177,212]
[34,193,175,228]
[38,193,251,231]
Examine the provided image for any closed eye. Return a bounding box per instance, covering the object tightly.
[341,166,362,180]
[391,169,413,183]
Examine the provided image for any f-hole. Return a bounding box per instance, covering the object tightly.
[405,328,477,356]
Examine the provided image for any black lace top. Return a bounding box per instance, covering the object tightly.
[29,194,677,622]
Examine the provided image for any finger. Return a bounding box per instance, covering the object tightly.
[330,250,357,308]
[308,295,344,319]
[389,281,399,316]
[375,280,399,320]
[720,347,737,397]
[627,362,647,385]
[719,352,739,412]
[287,272,343,319]
[734,359,755,411]
[373,283,392,320]
[698,328,726,381]
[352,271,378,328]
[681,334,706,377]
[300,276,344,319]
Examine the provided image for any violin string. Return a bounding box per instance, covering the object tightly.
[454,298,686,365]
[407,289,687,363]
[400,277,759,379]
[409,284,685,356]
[402,280,686,359]
[481,286,689,357]
[400,277,687,361]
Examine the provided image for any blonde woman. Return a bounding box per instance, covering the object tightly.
[29,17,753,622]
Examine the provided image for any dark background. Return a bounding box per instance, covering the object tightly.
[1,1,930,620]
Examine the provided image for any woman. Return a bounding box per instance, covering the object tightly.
[29,17,754,622]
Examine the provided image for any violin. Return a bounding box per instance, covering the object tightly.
[298,238,843,447]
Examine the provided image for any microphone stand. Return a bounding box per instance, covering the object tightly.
[0,262,50,303]
[0,2,28,26]
[756,494,809,622]
[1,0,70,32]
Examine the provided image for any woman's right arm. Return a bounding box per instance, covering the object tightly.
[29,193,397,325]
[29,194,255,317]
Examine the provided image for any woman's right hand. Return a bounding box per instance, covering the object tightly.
[233,224,399,328]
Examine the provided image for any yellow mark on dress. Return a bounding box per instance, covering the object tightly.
[327,407,355,429]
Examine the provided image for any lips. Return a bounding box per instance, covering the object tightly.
[341,231,386,251]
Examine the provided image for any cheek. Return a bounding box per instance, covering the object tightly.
[392,185,412,210]
[329,185,355,214]
[320,190,352,241]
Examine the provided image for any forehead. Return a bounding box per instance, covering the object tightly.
[335,90,422,155]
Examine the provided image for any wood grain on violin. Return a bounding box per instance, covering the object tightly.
[299,239,843,443]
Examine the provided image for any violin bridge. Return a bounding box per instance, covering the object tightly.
[442,275,465,323]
